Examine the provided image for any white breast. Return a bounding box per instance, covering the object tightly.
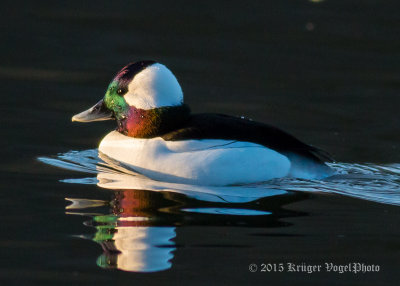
[99,131,291,186]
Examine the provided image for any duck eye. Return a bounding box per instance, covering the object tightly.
[116,88,127,96]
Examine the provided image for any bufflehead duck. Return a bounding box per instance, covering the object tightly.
[72,60,333,185]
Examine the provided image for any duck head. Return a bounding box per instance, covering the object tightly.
[72,61,189,138]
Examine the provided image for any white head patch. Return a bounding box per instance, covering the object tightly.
[123,63,183,110]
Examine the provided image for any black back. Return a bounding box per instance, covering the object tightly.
[162,113,333,164]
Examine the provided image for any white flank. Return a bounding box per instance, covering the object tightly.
[99,131,291,186]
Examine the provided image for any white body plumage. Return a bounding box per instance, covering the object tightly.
[99,131,291,186]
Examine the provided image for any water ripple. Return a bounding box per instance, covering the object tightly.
[38,149,400,206]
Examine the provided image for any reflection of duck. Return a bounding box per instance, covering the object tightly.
[72,61,333,185]
[84,190,176,273]
[96,226,176,272]
[66,176,308,273]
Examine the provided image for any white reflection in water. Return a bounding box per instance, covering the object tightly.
[67,190,177,273]
[103,226,175,273]
[182,208,272,215]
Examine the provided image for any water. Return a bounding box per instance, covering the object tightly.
[1,0,400,285]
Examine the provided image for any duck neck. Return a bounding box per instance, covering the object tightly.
[117,104,190,138]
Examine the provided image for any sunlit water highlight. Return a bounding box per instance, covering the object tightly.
[39,149,400,206]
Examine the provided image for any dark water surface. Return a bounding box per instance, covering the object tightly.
[1,1,400,285]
